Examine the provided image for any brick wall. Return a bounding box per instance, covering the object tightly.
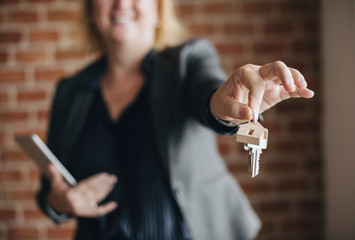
[0,0,321,239]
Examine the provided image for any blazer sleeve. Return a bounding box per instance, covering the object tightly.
[183,38,239,135]
[36,80,73,224]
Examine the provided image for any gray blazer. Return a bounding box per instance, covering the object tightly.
[38,38,261,240]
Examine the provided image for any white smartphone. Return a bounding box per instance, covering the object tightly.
[15,134,77,186]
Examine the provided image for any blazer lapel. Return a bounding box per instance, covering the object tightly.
[58,62,103,164]
[60,88,95,164]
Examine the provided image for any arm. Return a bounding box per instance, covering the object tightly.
[36,81,117,222]
[184,39,234,134]
[184,39,313,133]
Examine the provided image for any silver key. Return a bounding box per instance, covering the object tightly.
[237,121,268,178]
[244,143,262,178]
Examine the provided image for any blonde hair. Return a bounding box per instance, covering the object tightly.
[82,0,188,52]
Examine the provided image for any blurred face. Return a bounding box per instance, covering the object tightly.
[92,0,159,47]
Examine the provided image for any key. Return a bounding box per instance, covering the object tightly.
[244,143,262,178]
[236,121,268,178]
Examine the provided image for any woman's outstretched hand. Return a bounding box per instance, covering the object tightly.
[47,164,118,218]
[210,61,314,123]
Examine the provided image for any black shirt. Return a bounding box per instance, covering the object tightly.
[66,55,191,240]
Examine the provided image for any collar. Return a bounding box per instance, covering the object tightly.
[88,49,155,90]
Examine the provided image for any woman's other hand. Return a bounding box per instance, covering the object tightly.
[210,61,314,123]
[47,164,118,218]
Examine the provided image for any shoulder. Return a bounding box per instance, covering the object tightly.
[54,57,104,100]
[57,57,105,94]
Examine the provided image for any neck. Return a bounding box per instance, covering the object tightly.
[104,39,153,82]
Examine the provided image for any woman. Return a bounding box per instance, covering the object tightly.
[37,0,314,239]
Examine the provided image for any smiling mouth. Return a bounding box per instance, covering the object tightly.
[111,16,134,25]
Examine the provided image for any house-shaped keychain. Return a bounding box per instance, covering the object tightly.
[236,122,268,148]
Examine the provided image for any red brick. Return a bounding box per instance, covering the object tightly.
[301,19,319,34]
[289,120,319,133]
[0,92,8,103]
[297,199,322,212]
[0,52,8,63]
[47,10,78,22]
[277,141,308,153]
[1,150,29,161]
[264,161,296,173]
[204,3,233,14]
[240,181,271,194]
[6,190,36,200]
[56,49,86,60]
[30,169,41,181]
[278,179,308,192]
[0,111,29,122]
[304,157,321,172]
[35,69,64,81]
[253,42,285,54]
[29,30,59,42]
[0,208,16,220]
[223,23,253,35]
[17,90,47,102]
[276,100,305,113]
[259,200,290,213]
[9,227,39,239]
[0,0,20,5]
[264,22,294,34]
[48,227,75,238]
[282,218,315,232]
[218,142,230,155]
[0,71,26,83]
[16,51,47,62]
[293,40,318,53]
[8,11,39,23]
[0,132,5,144]
[280,2,309,14]
[177,4,196,17]
[0,32,21,44]
[24,209,44,219]
[27,0,56,3]
[38,110,49,120]
[242,2,272,14]
[227,162,247,173]
[188,24,214,36]
[0,170,21,181]
[216,43,244,55]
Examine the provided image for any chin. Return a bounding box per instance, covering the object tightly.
[109,31,138,45]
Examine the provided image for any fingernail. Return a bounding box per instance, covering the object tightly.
[242,108,251,119]
[111,175,117,183]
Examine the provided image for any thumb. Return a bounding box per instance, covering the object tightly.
[227,99,253,121]
[211,87,253,122]
[48,164,67,188]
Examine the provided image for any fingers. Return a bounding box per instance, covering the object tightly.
[66,172,118,217]
[290,68,307,89]
[278,86,315,100]
[260,61,295,92]
[90,201,118,217]
[210,85,253,123]
[48,164,67,188]
[79,173,117,203]
[236,65,265,121]
[224,100,253,121]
